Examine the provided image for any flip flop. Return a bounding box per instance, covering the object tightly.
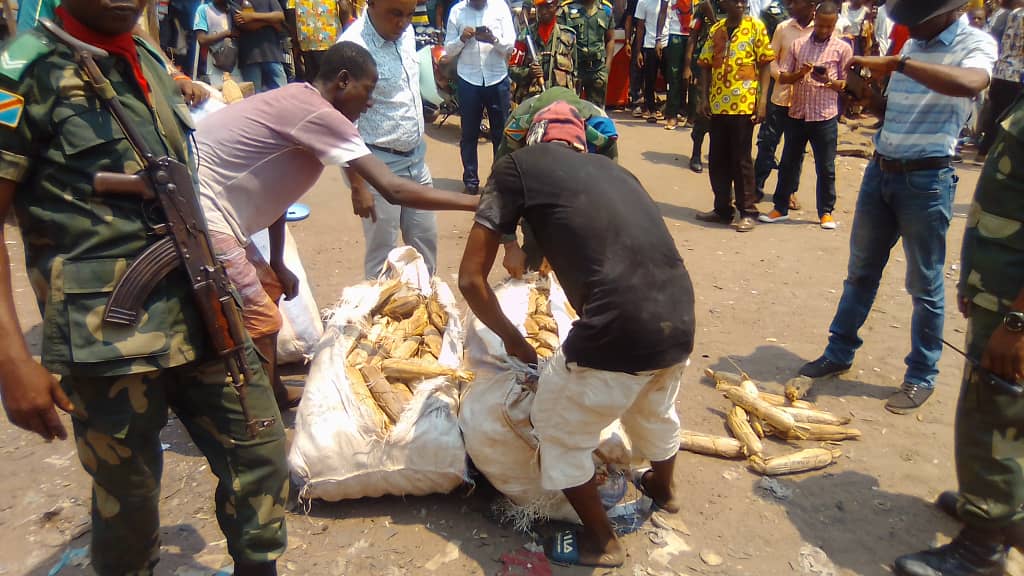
[545,530,624,568]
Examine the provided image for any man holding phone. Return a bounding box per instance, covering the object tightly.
[759,1,851,229]
[445,0,517,194]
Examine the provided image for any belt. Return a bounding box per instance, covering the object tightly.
[368,143,416,157]
[873,154,953,173]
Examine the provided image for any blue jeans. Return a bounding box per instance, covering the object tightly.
[241,61,287,93]
[359,141,438,279]
[773,116,838,217]
[458,76,510,188]
[753,99,794,196]
[824,160,958,388]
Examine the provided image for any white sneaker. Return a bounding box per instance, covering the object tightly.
[758,210,790,223]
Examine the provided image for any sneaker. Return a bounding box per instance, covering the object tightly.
[885,382,934,415]
[758,210,789,223]
[798,355,852,379]
[665,118,678,130]
[735,217,756,232]
[632,106,644,118]
[655,110,665,120]
[820,213,837,230]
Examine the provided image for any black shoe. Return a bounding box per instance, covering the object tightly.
[937,490,959,519]
[885,382,935,415]
[690,156,704,173]
[798,355,852,379]
[464,184,480,195]
[894,527,1008,576]
[695,210,730,224]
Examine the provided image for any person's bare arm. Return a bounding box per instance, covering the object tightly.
[234,9,286,29]
[345,167,378,222]
[268,214,299,300]
[196,28,232,47]
[753,61,770,123]
[698,64,710,116]
[459,223,537,364]
[982,287,1024,382]
[347,155,479,211]
[654,0,667,57]
[682,30,696,81]
[635,18,646,66]
[624,12,634,56]
[0,180,74,441]
[778,62,812,84]
[853,55,990,98]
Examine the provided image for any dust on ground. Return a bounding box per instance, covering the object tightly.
[0,113,998,576]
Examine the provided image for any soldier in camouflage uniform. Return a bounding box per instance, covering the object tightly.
[559,0,614,105]
[892,98,1024,576]
[0,0,287,574]
[510,0,578,104]
[683,0,721,173]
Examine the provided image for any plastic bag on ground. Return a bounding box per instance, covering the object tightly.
[459,274,633,528]
[288,247,467,501]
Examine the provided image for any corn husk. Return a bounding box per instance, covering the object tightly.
[426,295,448,333]
[390,338,421,360]
[790,399,817,410]
[725,387,810,439]
[707,369,789,406]
[727,406,763,456]
[419,350,438,363]
[748,447,842,476]
[535,330,559,350]
[381,294,422,320]
[346,364,390,431]
[398,305,430,337]
[362,364,412,424]
[523,316,540,336]
[532,314,558,334]
[536,346,554,358]
[370,279,404,316]
[381,358,474,384]
[367,317,391,346]
[772,423,862,442]
[422,328,443,358]
[679,430,744,459]
[750,417,765,438]
[784,375,815,401]
[347,347,369,368]
[778,406,851,426]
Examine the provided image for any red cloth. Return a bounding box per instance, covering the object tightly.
[530,100,586,151]
[56,6,151,97]
[538,19,555,44]
[675,0,692,34]
[890,24,910,56]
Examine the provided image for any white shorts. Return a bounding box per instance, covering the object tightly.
[531,349,685,491]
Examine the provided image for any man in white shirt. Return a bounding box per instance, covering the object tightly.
[340,0,441,279]
[633,0,668,121]
[445,0,517,194]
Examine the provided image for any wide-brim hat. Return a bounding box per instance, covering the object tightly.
[886,0,967,27]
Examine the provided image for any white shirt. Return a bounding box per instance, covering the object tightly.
[874,4,893,55]
[444,0,516,87]
[747,0,766,21]
[634,0,668,49]
[840,3,868,36]
[339,15,424,152]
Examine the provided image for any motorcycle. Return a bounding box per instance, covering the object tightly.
[417,27,489,137]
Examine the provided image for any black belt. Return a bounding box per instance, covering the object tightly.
[369,143,416,157]
[873,154,952,173]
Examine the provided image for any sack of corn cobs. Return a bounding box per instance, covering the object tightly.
[288,247,470,501]
[460,274,633,528]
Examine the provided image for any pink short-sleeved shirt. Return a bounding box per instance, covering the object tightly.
[197,83,371,244]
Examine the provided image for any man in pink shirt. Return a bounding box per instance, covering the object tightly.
[753,0,815,204]
[759,0,852,229]
[196,41,478,409]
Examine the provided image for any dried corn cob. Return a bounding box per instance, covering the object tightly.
[399,305,430,336]
[367,317,390,346]
[346,364,390,432]
[748,447,842,476]
[706,369,789,406]
[381,358,474,383]
[426,295,448,332]
[390,338,421,360]
[532,314,558,334]
[362,365,413,424]
[535,330,560,350]
[778,406,851,426]
[419,351,438,363]
[381,295,422,320]
[523,316,540,336]
[772,423,862,441]
[727,406,763,456]
[750,417,766,439]
[422,328,443,358]
[725,387,810,439]
[679,430,744,458]
[536,346,554,358]
[790,399,817,410]
[348,347,369,368]
[370,279,404,316]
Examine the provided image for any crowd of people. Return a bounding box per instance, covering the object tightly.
[0,0,1022,574]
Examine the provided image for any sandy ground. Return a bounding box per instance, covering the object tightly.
[0,112,1002,576]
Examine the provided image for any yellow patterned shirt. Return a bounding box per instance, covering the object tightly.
[698,16,774,115]
[287,0,341,52]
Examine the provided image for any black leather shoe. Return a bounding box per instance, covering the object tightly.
[234,561,278,576]
[937,490,959,518]
[689,156,704,173]
[464,184,480,195]
[894,527,1008,576]
[885,382,935,415]
[696,210,731,224]
[798,355,852,379]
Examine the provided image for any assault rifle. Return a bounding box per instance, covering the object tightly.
[40,19,275,437]
[519,10,545,91]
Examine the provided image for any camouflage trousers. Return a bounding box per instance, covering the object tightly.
[579,67,607,108]
[62,343,288,575]
[956,306,1024,528]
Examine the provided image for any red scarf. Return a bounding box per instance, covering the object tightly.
[538,19,556,44]
[56,6,151,97]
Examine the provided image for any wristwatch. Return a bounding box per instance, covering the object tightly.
[1005,311,1024,332]
[896,54,910,73]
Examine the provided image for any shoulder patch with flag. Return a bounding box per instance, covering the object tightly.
[0,89,25,128]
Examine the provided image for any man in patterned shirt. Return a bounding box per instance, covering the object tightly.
[695,0,774,232]
[286,0,345,81]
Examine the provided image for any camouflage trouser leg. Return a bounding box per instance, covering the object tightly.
[63,343,288,575]
[580,68,607,107]
[955,306,1024,528]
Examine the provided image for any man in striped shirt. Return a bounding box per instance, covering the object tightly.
[796,0,998,415]
[759,1,851,228]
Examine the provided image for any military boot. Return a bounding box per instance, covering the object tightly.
[893,526,1008,576]
[234,562,278,576]
[935,490,1024,550]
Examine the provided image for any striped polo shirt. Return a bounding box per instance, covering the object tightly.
[875,19,997,160]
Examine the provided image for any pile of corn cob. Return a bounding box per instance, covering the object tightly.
[678,369,862,476]
[344,279,473,433]
[523,285,560,358]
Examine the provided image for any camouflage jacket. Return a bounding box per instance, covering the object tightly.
[559,1,613,72]
[510,23,577,104]
[960,96,1024,313]
[0,26,205,376]
[496,86,617,161]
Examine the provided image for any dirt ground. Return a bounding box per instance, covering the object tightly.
[0,112,1006,576]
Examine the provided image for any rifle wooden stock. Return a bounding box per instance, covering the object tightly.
[93,172,156,200]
